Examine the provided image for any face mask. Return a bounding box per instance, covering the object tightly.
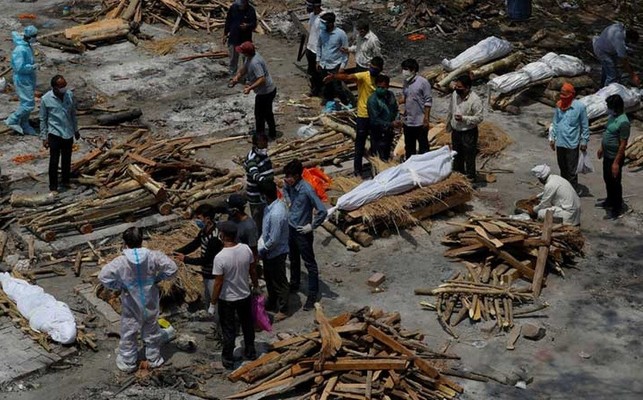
[455,89,466,97]
[607,109,616,117]
[195,219,205,229]
[402,70,414,80]
[376,87,387,97]
[260,194,268,204]
[57,87,68,95]
[28,37,37,44]
[369,67,380,77]
[256,148,268,156]
[320,21,327,29]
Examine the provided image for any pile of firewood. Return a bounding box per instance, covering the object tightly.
[626,135,643,169]
[391,0,503,34]
[228,306,465,400]
[17,131,245,241]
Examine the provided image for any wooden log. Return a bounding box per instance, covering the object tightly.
[243,340,318,383]
[312,358,408,372]
[321,221,360,252]
[121,0,141,21]
[547,75,595,91]
[0,231,7,262]
[10,193,56,208]
[348,229,374,247]
[73,250,83,277]
[71,148,102,174]
[97,108,142,126]
[438,63,472,89]
[532,210,553,297]
[127,164,167,201]
[64,18,130,43]
[470,52,523,80]
[474,235,535,280]
[39,36,86,54]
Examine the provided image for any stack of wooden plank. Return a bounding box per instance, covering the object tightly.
[17,131,245,241]
[625,135,643,169]
[228,306,465,400]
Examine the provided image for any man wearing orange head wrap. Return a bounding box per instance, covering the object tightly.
[548,82,589,193]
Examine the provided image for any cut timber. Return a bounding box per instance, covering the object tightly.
[0,231,8,262]
[474,235,535,280]
[368,273,386,287]
[313,358,408,372]
[321,221,360,252]
[10,193,56,208]
[532,210,553,297]
[314,303,342,363]
[97,108,142,126]
[229,351,281,382]
[438,63,472,89]
[320,116,358,143]
[64,18,130,43]
[127,164,167,201]
[73,250,83,277]
[547,75,594,91]
[506,324,521,350]
[470,52,523,80]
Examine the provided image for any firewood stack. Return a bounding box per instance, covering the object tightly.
[392,0,502,34]
[228,307,465,400]
[17,130,245,242]
[625,135,643,169]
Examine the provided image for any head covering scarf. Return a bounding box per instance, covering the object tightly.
[24,26,38,38]
[557,82,575,111]
[531,164,551,180]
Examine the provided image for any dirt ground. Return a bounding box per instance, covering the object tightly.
[1,0,643,399]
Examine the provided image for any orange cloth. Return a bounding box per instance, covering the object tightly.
[557,82,576,111]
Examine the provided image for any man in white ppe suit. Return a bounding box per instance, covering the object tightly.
[531,164,581,226]
[99,227,178,373]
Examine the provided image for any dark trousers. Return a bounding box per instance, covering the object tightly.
[218,296,255,362]
[603,157,624,213]
[452,127,479,181]
[249,203,265,236]
[48,134,73,191]
[371,125,394,161]
[305,49,323,96]
[321,66,354,106]
[556,146,579,190]
[288,226,319,296]
[255,88,277,138]
[354,117,370,175]
[263,253,289,313]
[403,125,429,160]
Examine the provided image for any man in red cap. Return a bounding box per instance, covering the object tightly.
[230,42,278,140]
[548,82,589,193]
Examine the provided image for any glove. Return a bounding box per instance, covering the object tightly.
[30,64,39,71]
[296,224,313,234]
[208,304,216,315]
[257,237,266,256]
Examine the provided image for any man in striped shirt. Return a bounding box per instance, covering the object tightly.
[243,132,274,235]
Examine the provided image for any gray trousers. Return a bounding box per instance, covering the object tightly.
[556,146,579,190]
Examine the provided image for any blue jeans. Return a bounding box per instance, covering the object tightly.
[288,226,318,296]
[599,55,619,87]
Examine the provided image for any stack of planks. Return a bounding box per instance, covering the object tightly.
[228,306,465,400]
[17,131,245,241]
[441,213,584,293]
[625,135,643,169]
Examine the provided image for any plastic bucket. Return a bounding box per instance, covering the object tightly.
[507,0,532,21]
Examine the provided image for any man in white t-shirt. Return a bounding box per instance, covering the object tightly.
[210,221,259,369]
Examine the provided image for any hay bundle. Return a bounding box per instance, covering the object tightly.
[143,36,194,56]
[433,121,512,159]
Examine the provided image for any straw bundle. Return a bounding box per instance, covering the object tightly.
[143,36,194,55]
[433,121,512,159]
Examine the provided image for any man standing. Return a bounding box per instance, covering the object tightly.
[316,13,352,106]
[223,0,257,76]
[531,164,581,226]
[244,131,274,234]
[226,194,259,257]
[593,22,640,87]
[283,159,327,311]
[548,82,589,192]
[367,74,400,161]
[447,75,484,183]
[99,227,178,373]
[400,58,432,160]
[258,180,289,322]
[40,75,80,193]
[210,221,258,369]
[324,57,384,176]
[344,19,382,73]
[305,1,323,97]
[5,26,38,135]
[231,42,278,140]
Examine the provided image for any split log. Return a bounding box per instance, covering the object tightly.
[64,18,130,43]
[0,231,7,262]
[438,63,472,90]
[39,36,86,53]
[96,108,142,126]
[74,250,83,277]
[470,52,523,80]
[321,221,360,252]
[532,210,553,297]
[127,164,167,201]
[320,116,357,142]
[314,303,342,363]
[547,75,595,91]
[10,193,56,208]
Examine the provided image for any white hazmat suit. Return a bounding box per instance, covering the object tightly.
[531,164,581,226]
[98,248,177,372]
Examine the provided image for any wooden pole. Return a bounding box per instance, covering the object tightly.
[321,221,360,252]
[532,210,553,296]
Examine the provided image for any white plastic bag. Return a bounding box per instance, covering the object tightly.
[442,36,513,71]
[296,123,319,138]
[489,71,531,93]
[577,151,594,174]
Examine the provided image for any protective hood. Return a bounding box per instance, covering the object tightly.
[123,247,150,265]
[12,31,28,47]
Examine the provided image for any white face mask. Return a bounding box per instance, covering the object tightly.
[402,69,413,80]
[58,87,67,94]
[256,148,268,156]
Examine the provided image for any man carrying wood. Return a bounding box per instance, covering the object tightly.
[258,180,290,322]
[400,58,432,160]
[367,74,400,161]
[548,82,589,193]
[283,159,328,311]
[447,75,484,183]
[222,0,257,76]
[243,131,274,235]
[324,56,384,176]
[4,26,38,136]
[210,221,258,369]
[592,22,640,87]
[305,0,324,97]
[531,164,581,226]
[230,42,278,140]
[39,75,80,194]
[99,227,178,373]
[343,19,382,73]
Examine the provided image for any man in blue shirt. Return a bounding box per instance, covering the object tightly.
[39,75,80,193]
[592,23,640,87]
[222,0,257,76]
[548,82,589,192]
[316,12,353,106]
[258,180,289,321]
[282,159,327,311]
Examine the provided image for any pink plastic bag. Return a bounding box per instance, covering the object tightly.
[251,295,272,332]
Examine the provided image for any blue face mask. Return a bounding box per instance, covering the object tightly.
[369,67,380,77]
[195,219,205,229]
